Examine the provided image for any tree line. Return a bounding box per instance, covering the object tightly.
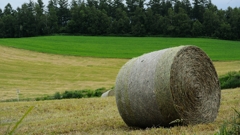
[0,0,239,40]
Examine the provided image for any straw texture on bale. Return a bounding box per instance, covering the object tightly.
[115,45,221,128]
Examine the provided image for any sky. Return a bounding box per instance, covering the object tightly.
[0,0,239,10]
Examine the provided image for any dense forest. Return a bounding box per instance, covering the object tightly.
[0,0,239,40]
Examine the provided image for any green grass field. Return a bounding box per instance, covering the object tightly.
[0,36,240,134]
[0,36,240,60]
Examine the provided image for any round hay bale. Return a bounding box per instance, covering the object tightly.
[108,89,115,96]
[101,90,109,97]
[115,45,221,128]
[101,89,115,97]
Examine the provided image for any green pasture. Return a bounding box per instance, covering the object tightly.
[0,36,239,60]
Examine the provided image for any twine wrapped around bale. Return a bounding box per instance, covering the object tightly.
[115,45,221,128]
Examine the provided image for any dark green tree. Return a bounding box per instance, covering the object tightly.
[126,0,145,17]
[97,10,111,34]
[173,0,181,13]
[0,20,4,37]
[113,0,125,10]
[192,0,200,20]
[165,8,175,35]
[98,0,109,12]
[3,3,14,15]
[226,7,240,40]
[147,0,161,15]
[58,0,70,32]
[17,3,35,37]
[86,0,98,8]
[2,3,17,37]
[192,0,205,22]
[218,22,232,40]
[131,6,146,36]
[35,0,46,35]
[0,9,4,37]
[191,19,203,37]
[78,3,88,34]
[173,7,191,36]
[203,8,220,37]
[180,0,192,17]
[84,6,98,34]
[144,8,155,34]
[0,8,3,17]
[47,0,58,34]
[164,0,173,16]
[112,7,130,34]
[26,0,37,36]
[67,0,80,33]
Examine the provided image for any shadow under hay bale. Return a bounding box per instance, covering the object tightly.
[115,45,221,128]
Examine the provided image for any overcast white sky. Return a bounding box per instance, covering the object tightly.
[0,0,239,10]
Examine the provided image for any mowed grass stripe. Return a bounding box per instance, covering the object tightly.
[0,36,240,60]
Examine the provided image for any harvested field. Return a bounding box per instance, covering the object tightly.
[0,88,239,134]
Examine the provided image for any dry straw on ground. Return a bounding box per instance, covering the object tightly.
[115,45,221,128]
